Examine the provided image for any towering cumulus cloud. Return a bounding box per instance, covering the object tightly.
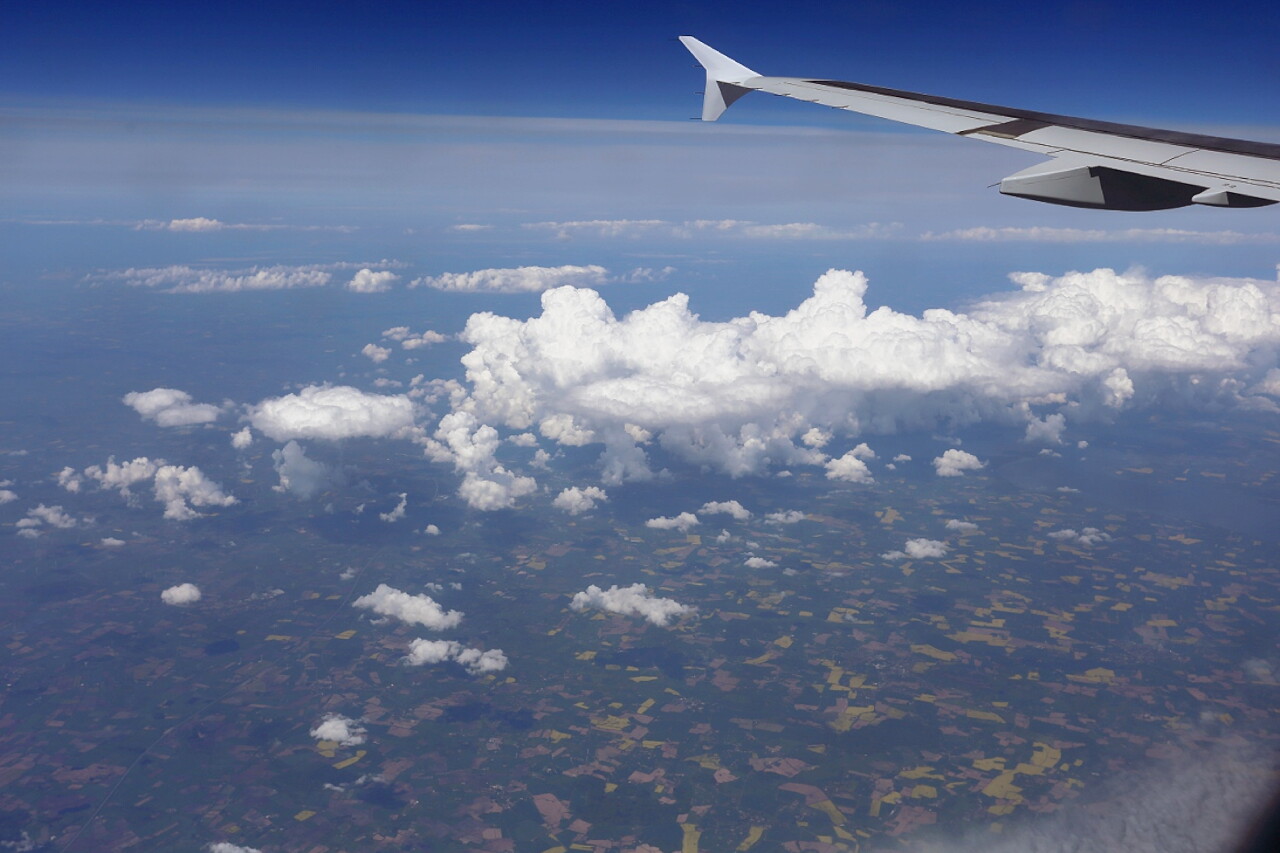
[444,268,1280,483]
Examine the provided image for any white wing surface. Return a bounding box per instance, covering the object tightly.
[680,36,1280,210]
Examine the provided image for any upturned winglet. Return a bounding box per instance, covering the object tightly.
[679,36,760,121]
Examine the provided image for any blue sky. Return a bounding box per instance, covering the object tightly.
[4,0,1280,313]
[6,0,1279,124]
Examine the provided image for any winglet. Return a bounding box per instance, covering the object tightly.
[679,36,759,121]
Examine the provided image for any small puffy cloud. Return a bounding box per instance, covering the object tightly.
[425,410,541,511]
[347,268,399,293]
[384,326,449,349]
[101,537,126,547]
[1024,411,1066,444]
[207,844,263,853]
[56,467,82,492]
[361,343,392,363]
[893,454,912,462]
[933,448,984,477]
[645,512,698,532]
[553,485,607,515]
[745,556,776,568]
[539,413,595,446]
[570,583,693,626]
[423,523,440,536]
[457,468,537,510]
[0,489,17,504]
[153,465,237,520]
[379,493,408,522]
[801,427,831,448]
[764,510,805,524]
[1102,367,1135,408]
[404,639,509,674]
[946,519,980,534]
[161,583,202,605]
[447,223,493,232]
[17,504,80,536]
[414,264,611,293]
[272,440,330,498]
[230,427,254,449]
[883,538,948,560]
[352,583,462,630]
[309,714,366,746]
[699,500,751,520]
[825,451,875,483]
[1048,527,1112,547]
[249,385,416,442]
[84,456,159,497]
[123,388,221,427]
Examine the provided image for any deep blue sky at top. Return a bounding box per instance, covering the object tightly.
[5,0,1278,129]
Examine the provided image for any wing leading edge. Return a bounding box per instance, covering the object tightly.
[679,36,1280,210]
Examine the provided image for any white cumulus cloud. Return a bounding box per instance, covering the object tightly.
[1048,527,1112,547]
[570,583,693,626]
[553,485,607,515]
[122,387,221,427]
[825,450,875,483]
[933,448,985,477]
[161,582,202,605]
[153,465,237,520]
[361,343,392,363]
[699,500,751,520]
[352,583,462,630]
[249,385,416,442]
[645,512,699,532]
[404,639,509,674]
[383,326,449,349]
[946,519,979,534]
[883,538,949,560]
[309,713,366,746]
[764,510,806,524]
[83,456,159,498]
[379,493,408,522]
[347,268,398,293]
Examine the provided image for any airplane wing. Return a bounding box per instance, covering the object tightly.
[679,36,1280,210]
